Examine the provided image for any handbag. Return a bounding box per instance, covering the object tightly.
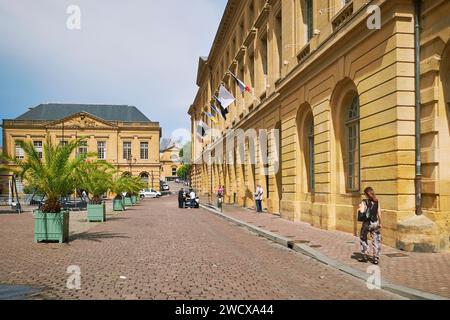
[357,200,371,222]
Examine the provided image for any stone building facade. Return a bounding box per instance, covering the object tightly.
[188,0,450,252]
[160,144,182,181]
[2,103,162,192]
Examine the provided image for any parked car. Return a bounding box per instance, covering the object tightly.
[162,184,170,191]
[139,189,162,199]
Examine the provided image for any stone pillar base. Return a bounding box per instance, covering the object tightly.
[396,215,448,253]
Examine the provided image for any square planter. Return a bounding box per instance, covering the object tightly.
[131,195,137,205]
[113,198,125,211]
[124,196,133,207]
[87,203,106,222]
[34,210,69,243]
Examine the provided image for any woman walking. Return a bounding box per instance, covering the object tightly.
[358,187,382,264]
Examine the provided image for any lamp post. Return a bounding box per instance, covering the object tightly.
[151,171,154,190]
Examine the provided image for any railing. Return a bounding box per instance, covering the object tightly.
[332,1,354,31]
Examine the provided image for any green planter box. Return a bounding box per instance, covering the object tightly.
[87,203,106,222]
[34,210,69,243]
[113,198,125,211]
[124,196,133,207]
[131,195,137,205]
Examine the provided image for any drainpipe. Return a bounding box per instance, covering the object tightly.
[414,0,422,216]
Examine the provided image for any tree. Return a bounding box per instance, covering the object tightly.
[0,137,89,213]
[179,141,192,164]
[177,164,192,180]
[78,160,115,204]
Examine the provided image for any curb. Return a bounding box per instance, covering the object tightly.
[200,204,448,301]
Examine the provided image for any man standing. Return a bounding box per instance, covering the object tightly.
[178,188,185,208]
[189,189,196,209]
[254,185,263,213]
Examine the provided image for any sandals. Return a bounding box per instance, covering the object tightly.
[358,254,368,263]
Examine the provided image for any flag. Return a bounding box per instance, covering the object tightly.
[211,103,228,121]
[229,70,252,93]
[217,84,235,109]
[210,104,221,118]
[196,120,210,140]
[203,111,217,123]
[213,97,229,121]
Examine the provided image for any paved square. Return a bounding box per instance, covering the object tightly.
[0,196,400,299]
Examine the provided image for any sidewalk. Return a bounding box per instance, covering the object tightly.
[203,203,450,299]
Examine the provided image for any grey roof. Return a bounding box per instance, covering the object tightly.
[15,103,152,122]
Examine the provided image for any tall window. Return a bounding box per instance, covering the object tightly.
[60,140,68,147]
[123,142,132,160]
[346,95,360,191]
[140,173,149,187]
[248,1,255,28]
[248,52,255,97]
[308,121,315,192]
[97,141,106,160]
[140,142,149,160]
[78,141,88,156]
[33,141,43,159]
[172,167,177,176]
[275,10,283,79]
[260,33,268,93]
[15,142,24,160]
[305,0,314,42]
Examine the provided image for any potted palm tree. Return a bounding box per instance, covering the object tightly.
[1,138,88,243]
[78,161,114,222]
[111,176,131,212]
[125,176,145,207]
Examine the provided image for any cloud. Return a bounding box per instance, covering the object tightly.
[0,0,226,142]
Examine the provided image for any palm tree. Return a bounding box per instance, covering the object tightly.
[77,160,115,205]
[110,175,132,200]
[1,137,89,213]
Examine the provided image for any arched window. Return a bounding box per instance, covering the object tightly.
[307,120,315,192]
[140,173,149,187]
[345,95,360,191]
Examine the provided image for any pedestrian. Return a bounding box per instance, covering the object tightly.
[189,189,196,209]
[254,185,263,213]
[217,185,224,208]
[217,185,224,197]
[81,190,88,202]
[178,188,185,208]
[358,187,382,265]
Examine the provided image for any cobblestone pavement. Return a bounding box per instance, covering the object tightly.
[213,203,450,298]
[0,196,401,299]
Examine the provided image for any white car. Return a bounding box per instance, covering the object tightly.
[162,184,170,191]
[139,188,161,199]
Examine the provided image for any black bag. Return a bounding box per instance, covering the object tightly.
[357,200,371,222]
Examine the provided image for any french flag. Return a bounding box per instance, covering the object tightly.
[229,70,252,94]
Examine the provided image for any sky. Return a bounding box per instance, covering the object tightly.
[0,0,227,146]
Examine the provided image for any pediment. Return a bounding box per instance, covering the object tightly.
[46,112,117,129]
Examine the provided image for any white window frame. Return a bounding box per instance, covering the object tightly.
[123,142,132,160]
[140,142,149,160]
[97,141,106,160]
[78,141,88,156]
[15,142,24,160]
[33,141,43,159]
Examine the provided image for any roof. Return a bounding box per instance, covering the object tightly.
[15,103,152,122]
